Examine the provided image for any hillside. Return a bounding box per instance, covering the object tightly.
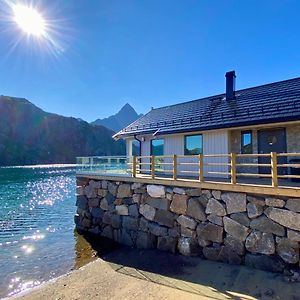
[92,103,142,132]
[0,96,125,166]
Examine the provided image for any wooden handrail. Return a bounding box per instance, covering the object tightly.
[173,154,177,180]
[199,154,204,182]
[151,155,155,179]
[132,156,136,178]
[230,153,237,184]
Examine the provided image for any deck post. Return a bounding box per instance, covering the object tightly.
[271,152,278,187]
[230,153,237,184]
[173,154,177,180]
[151,155,155,179]
[132,156,136,178]
[199,154,204,182]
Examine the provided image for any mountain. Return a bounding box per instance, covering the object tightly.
[0,96,125,166]
[92,103,142,132]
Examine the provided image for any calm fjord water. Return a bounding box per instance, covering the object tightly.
[0,166,96,298]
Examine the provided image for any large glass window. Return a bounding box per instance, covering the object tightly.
[151,139,164,156]
[241,131,252,154]
[131,140,140,156]
[184,135,203,155]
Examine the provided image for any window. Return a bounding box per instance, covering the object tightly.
[241,131,252,154]
[131,140,140,156]
[151,139,164,156]
[184,135,203,155]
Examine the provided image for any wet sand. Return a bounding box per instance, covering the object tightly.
[13,247,300,300]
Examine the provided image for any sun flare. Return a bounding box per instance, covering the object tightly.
[13,4,45,37]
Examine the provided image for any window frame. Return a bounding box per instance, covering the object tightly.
[150,138,164,156]
[184,134,203,156]
[241,130,253,154]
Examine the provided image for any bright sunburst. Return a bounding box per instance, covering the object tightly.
[13,4,45,37]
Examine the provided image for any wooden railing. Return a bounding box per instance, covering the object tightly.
[127,152,300,188]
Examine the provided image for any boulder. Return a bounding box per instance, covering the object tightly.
[170,194,188,214]
[147,185,166,198]
[223,216,250,241]
[117,184,132,198]
[148,222,168,236]
[245,254,285,273]
[203,247,221,261]
[108,182,118,196]
[122,216,139,231]
[105,193,115,205]
[247,203,263,219]
[101,226,113,239]
[177,215,197,230]
[88,198,99,208]
[115,205,129,216]
[265,207,300,231]
[186,198,206,221]
[168,227,180,238]
[81,217,91,228]
[173,187,186,195]
[245,231,275,255]
[154,209,175,228]
[186,188,202,197]
[76,195,88,210]
[157,236,177,253]
[131,182,142,190]
[100,198,109,210]
[91,207,104,219]
[177,237,201,256]
[132,194,141,204]
[97,189,107,197]
[247,195,265,206]
[265,197,285,208]
[276,238,299,264]
[111,215,121,229]
[230,213,250,227]
[207,214,223,226]
[139,204,156,221]
[224,235,245,256]
[250,215,285,236]
[180,226,197,238]
[84,184,97,198]
[218,245,242,265]
[198,238,212,247]
[206,198,226,216]
[128,204,139,217]
[212,190,221,200]
[285,199,300,212]
[102,212,112,224]
[145,196,170,210]
[101,180,108,189]
[196,223,223,243]
[121,230,134,246]
[136,232,156,249]
[139,217,149,232]
[287,229,300,242]
[221,193,247,214]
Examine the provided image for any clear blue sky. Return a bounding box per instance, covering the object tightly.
[0,0,300,121]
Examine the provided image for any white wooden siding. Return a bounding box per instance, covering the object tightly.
[125,131,229,178]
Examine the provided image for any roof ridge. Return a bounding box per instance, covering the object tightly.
[151,75,300,111]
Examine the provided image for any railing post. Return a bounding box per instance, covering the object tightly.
[173,154,177,180]
[271,152,278,187]
[199,154,204,182]
[132,156,136,178]
[230,153,237,184]
[151,155,155,179]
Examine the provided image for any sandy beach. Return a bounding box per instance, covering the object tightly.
[12,247,300,300]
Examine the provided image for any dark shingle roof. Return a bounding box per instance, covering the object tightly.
[114,77,300,139]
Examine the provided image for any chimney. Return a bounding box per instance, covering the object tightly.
[225,71,236,100]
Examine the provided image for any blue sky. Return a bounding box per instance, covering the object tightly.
[0,0,300,121]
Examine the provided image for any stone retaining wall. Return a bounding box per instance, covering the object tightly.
[75,177,300,273]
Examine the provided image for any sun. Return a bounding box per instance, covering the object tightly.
[13,4,45,37]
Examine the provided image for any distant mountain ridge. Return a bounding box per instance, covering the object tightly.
[0,96,125,166]
[92,103,142,132]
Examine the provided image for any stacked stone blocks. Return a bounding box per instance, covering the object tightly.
[75,178,300,273]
